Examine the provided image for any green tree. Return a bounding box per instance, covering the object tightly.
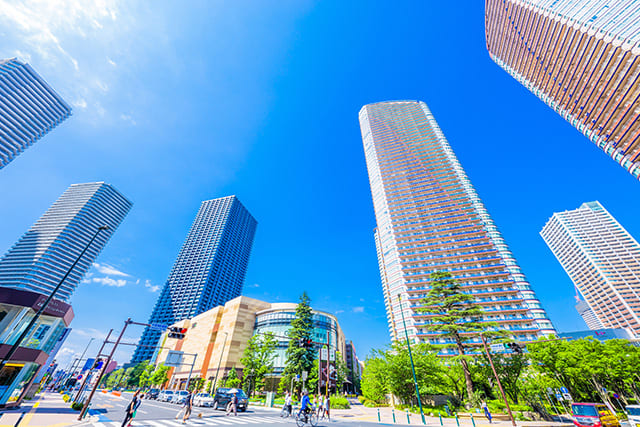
[189,377,205,392]
[281,292,315,395]
[334,351,349,392]
[419,271,490,400]
[150,364,170,387]
[126,361,150,388]
[240,332,277,397]
[138,363,155,388]
[478,352,528,403]
[225,366,241,388]
[361,354,388,404]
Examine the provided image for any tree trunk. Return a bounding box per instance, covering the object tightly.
[454,333,474,400]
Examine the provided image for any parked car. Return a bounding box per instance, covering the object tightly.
[572,403,621,427]
[172,390,190,405]
[626,405,640,427]
[193,392,214,407]
[146,388,160,400]
[158,390,174,402]
[212,388,248,412]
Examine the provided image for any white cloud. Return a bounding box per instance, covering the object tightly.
[353,306,365,313]
[249,283,260,288]
[144,279,160,293]
[335,309,345,314]
[92,276,127,287]
[107,57,116,67]
[92,262,130,277]
[72,98,87,109]
[120,114,136,126]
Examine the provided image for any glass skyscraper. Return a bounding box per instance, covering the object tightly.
[541,201,640,337]
[359,101,555,353]
[131,196,257,363]
[0,58,71,169]
[485,0,640,179]
[0,182,132,302]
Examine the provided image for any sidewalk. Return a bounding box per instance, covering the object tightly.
[0,392,81,427]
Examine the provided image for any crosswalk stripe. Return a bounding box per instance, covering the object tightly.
[245,416,278,423]
[202,419,232,425]
[139,421,167,427]
[216,418,247,424]
[232,417,262,424]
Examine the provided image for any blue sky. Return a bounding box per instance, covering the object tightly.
[1,1,639,368]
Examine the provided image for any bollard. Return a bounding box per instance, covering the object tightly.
[471,413,476,427]
[439,413,444,426]
[378,408,381,423]
[455,413,460,427]
[393,408,396,423]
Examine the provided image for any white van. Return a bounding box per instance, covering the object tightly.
[627,405,640,427]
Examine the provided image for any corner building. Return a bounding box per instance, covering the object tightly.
[132,196,257,364]
[541,201,640,337]
[359,101,555,353]
[485,0,640,179]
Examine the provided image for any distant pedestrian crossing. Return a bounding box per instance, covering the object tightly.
[89,415,283,427]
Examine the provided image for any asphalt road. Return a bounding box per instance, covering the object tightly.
[83,392,382,427]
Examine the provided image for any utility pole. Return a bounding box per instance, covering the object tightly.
[73,330,112,403]
[397,295,425,425]
[211,332,228,394]
[79,318,131,420]
[480,334,516,427]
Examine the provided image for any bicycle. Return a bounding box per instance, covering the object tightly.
[295,407,318,427]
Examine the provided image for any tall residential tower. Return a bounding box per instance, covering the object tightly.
[0,58,71,169]
[359,101,555,353]
[485,0,640,180]
[131,196,257,363]
[0,182,132,302]
[541,201,640,337]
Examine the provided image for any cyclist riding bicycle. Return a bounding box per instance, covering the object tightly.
[297,391,311,420]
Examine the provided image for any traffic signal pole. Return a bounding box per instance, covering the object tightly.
[73,329,113,404]
[79,319,131,420]
[480,334,516,427]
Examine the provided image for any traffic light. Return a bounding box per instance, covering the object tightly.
[94,359,104,370]
[296,338,313,348]
[168,327,187,339]
[506,342,524,354]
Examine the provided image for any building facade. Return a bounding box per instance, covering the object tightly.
[485,0,640,179]
[132,196,257,364]
[359,100,555,353]
[155,296,347,390]
[576,298,605,330]
[0,58,71,169]
[344,340,362,394]
[558,328,637,344]
[0,287,74,408]
[541,201,640,337]
[0,182,132,302]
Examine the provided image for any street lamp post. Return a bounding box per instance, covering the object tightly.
[397,295,426,425]
[210,332,228,394]
[0,226,108,371]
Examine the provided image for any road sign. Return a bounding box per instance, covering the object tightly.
[560,387,569,394]
[546,387,553,394]
[302,371,308,380]
[149,323,168,331]
[165,350,184,367]
[490,343,505,353]
[329,349,336,361]
[613,393,619,399]
[320,348,328,359]
[556,393,563,401]
[563,393,572,401]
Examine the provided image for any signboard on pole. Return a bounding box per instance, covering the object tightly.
[560,387,569,394]
[490,343,505,353]
[149,323,168,331]
[302,371,308,380]
[165,350,184,367]
[563,393,572,401]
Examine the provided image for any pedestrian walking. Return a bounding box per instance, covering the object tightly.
[317,394,324,419]
[182,391,193,423]
[121,390,142,427]
[324,394,330,420]
[283,391,293,417]
[226,390,238,416]
[482,400,493,424]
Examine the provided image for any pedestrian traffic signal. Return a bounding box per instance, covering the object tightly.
[296,338,313,348]
[506,342,524,354]
[168,326,187,339]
